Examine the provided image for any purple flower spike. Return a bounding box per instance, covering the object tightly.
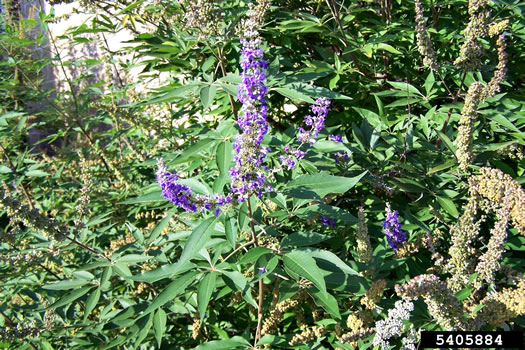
[383,203,407,251]
[229,11,271,201]
[321,216,337,228]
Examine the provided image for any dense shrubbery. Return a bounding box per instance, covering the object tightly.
[1,0,525,349]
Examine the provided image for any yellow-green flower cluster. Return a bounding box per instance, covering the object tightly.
[346,310,373,332]
[475,276,525,327]
[456,82,483,171]
[361,279,387,310]
[454,0,489,71]
[471,168,525,287]
[445,195,482,291]
[261,291,304,336]
[289,324,325,346]
[474,168,525,235]
[480,34,508,101]
[356,206,373,264]
[414,0,440,71]
[446,167,525,292]
[343,310,374,347]
[496,142,524,160]
[488,19,509,37]
[74,151,92,228]
[395,274,467,330]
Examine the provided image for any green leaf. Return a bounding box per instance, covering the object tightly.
[25,170,49,177]
[154,308,167,347]
[274,87,315,103]
[437,131,457,157]
[281,232,330,248]
[46,286,92,310]
[286,171,367,199]
[472,303,485,315]
[131,261,195,283]
[283,250,327,295]
[224,216,237,249]
[221,270,247,291]
[455,287,473,301]
[216,140,233,176]
[307,288,340,319]
[136,313,154,345]
[142,271,198,316]
[313,140,349,153]
[42,279,91,290]
[424,71,435,96]
[240,247,272,264]
[147,209,176,245]
[115,254,152,264]
[83,287,101,321]
[193,336,251,350]
[179,217,218,265]
[387,81,423,96]
[427,160,456,174]
[197,272,217,319]
[200,85,217,110]
[296,204,358,224]
[176,138,216,162]
[436,196,459,218]
[491,114,521,132]
[0,165,12,173]
[119,191,164,204]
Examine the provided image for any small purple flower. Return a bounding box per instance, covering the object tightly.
[334,151,350,164]
[258,267,267,274]
[383,203,407,251]
[330,134,343,142]
[321,216,337,228]
[296,98,330,146]
[280,98,331,171]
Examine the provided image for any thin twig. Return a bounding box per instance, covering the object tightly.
[66,237,113,263]
[220,240,255,262]
[247,200,264,347]
[0,310,15,327]
[436,72,467,147]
